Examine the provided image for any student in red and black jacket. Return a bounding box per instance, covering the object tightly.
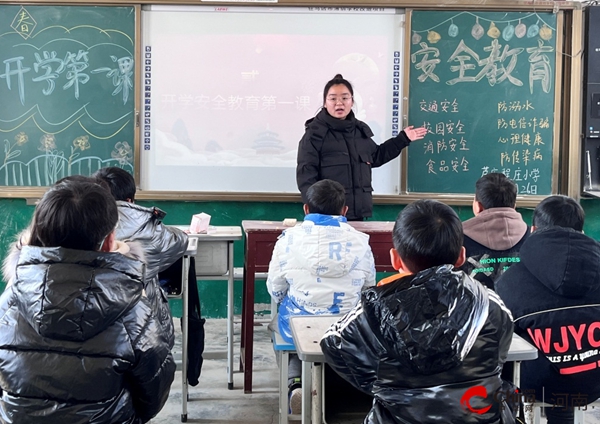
[496,195,600,424]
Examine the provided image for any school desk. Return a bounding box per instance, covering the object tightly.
[240,220,395,393]
[289,315,539,424]
[176,225,242,391]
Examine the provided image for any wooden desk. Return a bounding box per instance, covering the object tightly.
[240,220,394,393]
[289,315,538,424]
[176,226,242,390]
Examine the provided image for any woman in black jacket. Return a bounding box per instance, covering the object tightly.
[296,74,427,221]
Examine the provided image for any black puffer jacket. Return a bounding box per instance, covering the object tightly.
[321,265,514,423]
[116,201,188,348]
[0,246,176,424]
[296,109,410,220]
[496,227,600,404]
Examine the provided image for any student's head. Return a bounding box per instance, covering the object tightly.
[303,179,347,216]
[29,179,118,251]
[54,174,111,192]
[533,195,585,232]
[323,74,354,120]
[473,172,517,214]
[391,200,465,273]
[93,166,136,202]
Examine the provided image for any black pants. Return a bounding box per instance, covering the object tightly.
[288,353,302,387]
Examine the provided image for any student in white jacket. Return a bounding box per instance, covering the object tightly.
[267,179,376,413]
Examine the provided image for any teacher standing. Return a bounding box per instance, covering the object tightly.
[296,74,427,221]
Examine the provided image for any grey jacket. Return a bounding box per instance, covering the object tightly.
[115,201,188,347]
[0,245,176,423]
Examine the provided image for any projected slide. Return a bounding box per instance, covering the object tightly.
[141,6,404,193]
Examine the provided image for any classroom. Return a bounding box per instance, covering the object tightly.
[0,0,598,423]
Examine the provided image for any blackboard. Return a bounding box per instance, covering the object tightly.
[0,5,135,187]
[407,10,558,195]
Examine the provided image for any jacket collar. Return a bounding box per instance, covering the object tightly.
[377,272,412,286]
[304,213,347,227]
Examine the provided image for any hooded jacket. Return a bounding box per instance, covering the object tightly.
[115,201,188,347]
[321,265,514,424]
[496,227,600,403]
[461,208,530,290]
[0,245,176,424]
[296,109,411,220]
[266,214,376,343]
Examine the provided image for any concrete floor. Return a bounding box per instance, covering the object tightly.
[150,318,282,424]
[149,318,600,424]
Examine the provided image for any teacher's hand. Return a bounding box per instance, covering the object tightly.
[404,126,428,142]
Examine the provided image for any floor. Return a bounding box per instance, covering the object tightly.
[149,318,600,424]
[150,318,282,424]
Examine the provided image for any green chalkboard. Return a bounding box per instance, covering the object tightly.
[0,5,135,186]
[408,10,557,195]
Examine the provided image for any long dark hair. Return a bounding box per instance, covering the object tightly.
[29,178,118,251]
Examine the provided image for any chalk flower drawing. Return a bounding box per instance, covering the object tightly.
[3,131,29,165]
[73,135,91,151]
[68,135,91,173]
[39,133,57,152]
[111,141,132,165]
[15,132,28,146]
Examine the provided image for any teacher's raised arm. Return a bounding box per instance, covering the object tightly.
[296,74,426,221]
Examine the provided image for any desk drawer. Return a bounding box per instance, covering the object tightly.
[196,242,228,276]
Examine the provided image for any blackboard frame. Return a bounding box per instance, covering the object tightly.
[0,0,582,207]
[401,8,565,205]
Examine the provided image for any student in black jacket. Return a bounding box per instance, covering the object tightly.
[321,200,514,423]
[0,179,175,423]
[296,74,427,221]
[496,195,600,424]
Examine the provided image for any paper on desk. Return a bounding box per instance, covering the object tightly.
[190,212,211,234]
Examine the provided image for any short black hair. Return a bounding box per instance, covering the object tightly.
[392,200,463,272]
[29,179,118,251]
[54,174,111,192]
[475,173,517,209]
[306,179,346,215]
[533,195,585,232]
[93,167,136,202]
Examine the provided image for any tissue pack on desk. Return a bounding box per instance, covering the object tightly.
[190,212,211,234]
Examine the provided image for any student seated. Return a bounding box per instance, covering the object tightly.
[94,166,188,347]
[0,179,175,423]
[496,195,600,424]
[461,172,530,290]
[321,199,514,424]
[266,179,376,413]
